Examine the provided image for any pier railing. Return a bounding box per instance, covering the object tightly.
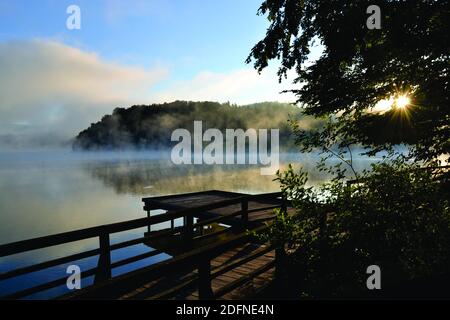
[0,192,285,300]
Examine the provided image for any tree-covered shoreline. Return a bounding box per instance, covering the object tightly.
[73,101,320,151]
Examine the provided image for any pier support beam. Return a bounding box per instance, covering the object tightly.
[184,215,194,241]
[146,209,152,233]
[95,233,111,283]
[198,260,214,300]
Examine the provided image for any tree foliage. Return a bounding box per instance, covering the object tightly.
[247,0,449,162]
[261,162,450,297]
[73,101,318,150]
[248,1,450,297]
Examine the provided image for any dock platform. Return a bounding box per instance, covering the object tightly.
[0,190,292,300]
[143,190,285,225]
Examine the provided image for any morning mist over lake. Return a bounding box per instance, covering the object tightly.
[0,0,448,306]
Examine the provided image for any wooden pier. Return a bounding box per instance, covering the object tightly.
[0,190,292,300]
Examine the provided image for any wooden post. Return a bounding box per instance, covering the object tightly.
[185,214,194,240]
[147,210,151,233]
[198,260,213,300]
[241,200,248,226]
[198,218,204,236]
[95,233,111,283]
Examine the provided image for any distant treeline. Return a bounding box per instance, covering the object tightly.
[73,101,320,150]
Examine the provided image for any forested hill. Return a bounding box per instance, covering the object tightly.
[73,101,317,150]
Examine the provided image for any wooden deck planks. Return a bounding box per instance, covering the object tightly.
[120,243,276,300]
[120,191,284,300]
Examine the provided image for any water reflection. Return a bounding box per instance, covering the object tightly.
[0,149,377,244]
[0,149,378,299]
[81,154,334,196]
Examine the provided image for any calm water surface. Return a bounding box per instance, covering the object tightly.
[0,149,378,299]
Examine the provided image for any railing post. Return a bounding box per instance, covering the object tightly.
[241,200,248,226]
[185,214,194,240]
[198,218,204,236]
[146,209,152,233]
[198,259,213,300]
[95,232,111,283]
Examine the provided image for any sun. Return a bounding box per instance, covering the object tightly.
[372,93,412,113]
[395,95,411,109]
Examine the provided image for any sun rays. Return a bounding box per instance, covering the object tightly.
[395,95,411,110]
[371,92,415,121]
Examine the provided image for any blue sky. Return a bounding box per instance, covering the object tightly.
[0,0,305,142]
[0,0,269,80]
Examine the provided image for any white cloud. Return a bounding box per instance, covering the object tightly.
[0,39,168,139]
[0,39,299,147]
[154,67,298,105]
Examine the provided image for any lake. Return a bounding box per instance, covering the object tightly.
[0,149,379,299]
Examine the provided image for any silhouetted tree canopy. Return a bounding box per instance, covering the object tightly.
[247,0,449,162]
[73,101,319,150]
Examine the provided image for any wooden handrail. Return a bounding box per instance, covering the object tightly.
[0,227,185,282]
[0,217,150,257]
[0,248,100,281]
[3,267,99,300]
[0,191,285,300]
[60,224,269,300]
[0,192,282,257]
[0,201,278,282]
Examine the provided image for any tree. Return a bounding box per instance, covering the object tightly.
[247,0,449,163]
[259,161,450,298]
[248,0,450,298]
